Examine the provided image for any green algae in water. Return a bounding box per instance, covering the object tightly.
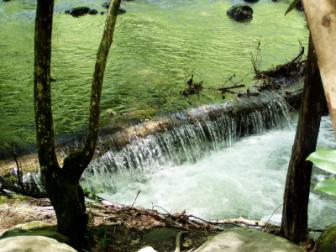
[0,0,308,148]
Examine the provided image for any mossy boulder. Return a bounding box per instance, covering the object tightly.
[0,236,77,252]
[193,228,304,252]
[227,4,253,22]
[317,224,336,252]
[1,221,69,244]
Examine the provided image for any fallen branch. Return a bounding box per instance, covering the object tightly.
[0,176,46,198]
[208,84,245,95]
[253,45,306,87]
[181,75,203,97]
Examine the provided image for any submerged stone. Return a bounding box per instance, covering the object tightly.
[317,224,336,252]
[88,9,98,15]
[244,0,259,3]
[65,7,95,17]
[227,4,253,22]
[193,228,304,252]
[0,236,77,252]
[102,2,127,15]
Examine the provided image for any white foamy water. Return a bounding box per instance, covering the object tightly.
[86,117,336,228]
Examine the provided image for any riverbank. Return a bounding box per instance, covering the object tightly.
[0,194,311,251]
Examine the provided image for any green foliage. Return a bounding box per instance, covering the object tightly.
[285,0,300,15]
[307,149,336,174]
[314,178,336,197]
[307,149,336,196]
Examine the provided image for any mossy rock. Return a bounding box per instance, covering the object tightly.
[0,236,76,252]
[317,224,336,252]
[193,228,304,252]
[1,221,69,244]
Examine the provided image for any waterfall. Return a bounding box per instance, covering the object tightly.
[83,91,291,191]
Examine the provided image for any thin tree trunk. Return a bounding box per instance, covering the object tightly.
[34,0,59,174]
[280,36,325,243]
[62,0,122,180]
[34,0,122,250]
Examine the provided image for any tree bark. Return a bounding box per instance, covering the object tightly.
[280,36,325,243]
[34,0,121,250]
[45,173,88,250]
[302,0,336,130]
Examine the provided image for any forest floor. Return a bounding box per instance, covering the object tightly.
[0,194,219,251]
[0,193,291,252]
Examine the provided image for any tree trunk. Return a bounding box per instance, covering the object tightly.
[45,172,88,250]
[34,0,122,250]
[280,36,325,243]
[302,0,336,130]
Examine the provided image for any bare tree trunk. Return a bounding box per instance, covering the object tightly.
[302,0,336,130]
[34,0,121,250]
[280,36,325,243]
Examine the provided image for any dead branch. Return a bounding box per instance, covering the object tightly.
[208,84,245,95]
[11,145,25,190]
[181,75,203,97]
[255,46,305,80]
[0,176,46,198]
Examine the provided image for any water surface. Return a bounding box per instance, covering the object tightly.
[0,0,308,147]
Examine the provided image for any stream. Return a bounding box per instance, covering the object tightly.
[83,96,336,229]
[2,0,334,230]
[0,0,308,149]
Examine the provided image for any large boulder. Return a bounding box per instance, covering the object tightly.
[0,236,76,252]
[1,221,68,244]
[317,224,336,252]
[193,228,304,252]
[227,4,253,22]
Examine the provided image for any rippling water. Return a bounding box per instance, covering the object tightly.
[0,0,308,147]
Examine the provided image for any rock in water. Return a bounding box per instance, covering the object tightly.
[193,228,304,252]
[0,236,77,252]
[317,224,336,252]
[227,4,253,22]
[102,2,127,15]
[88,9,98,15]
[244,0,259,3]
[65,7,90,17]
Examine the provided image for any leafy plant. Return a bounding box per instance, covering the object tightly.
[307,149,336,196]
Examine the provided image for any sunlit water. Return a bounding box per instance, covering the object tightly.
[0,0,308,148]
[84,117,336,228]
